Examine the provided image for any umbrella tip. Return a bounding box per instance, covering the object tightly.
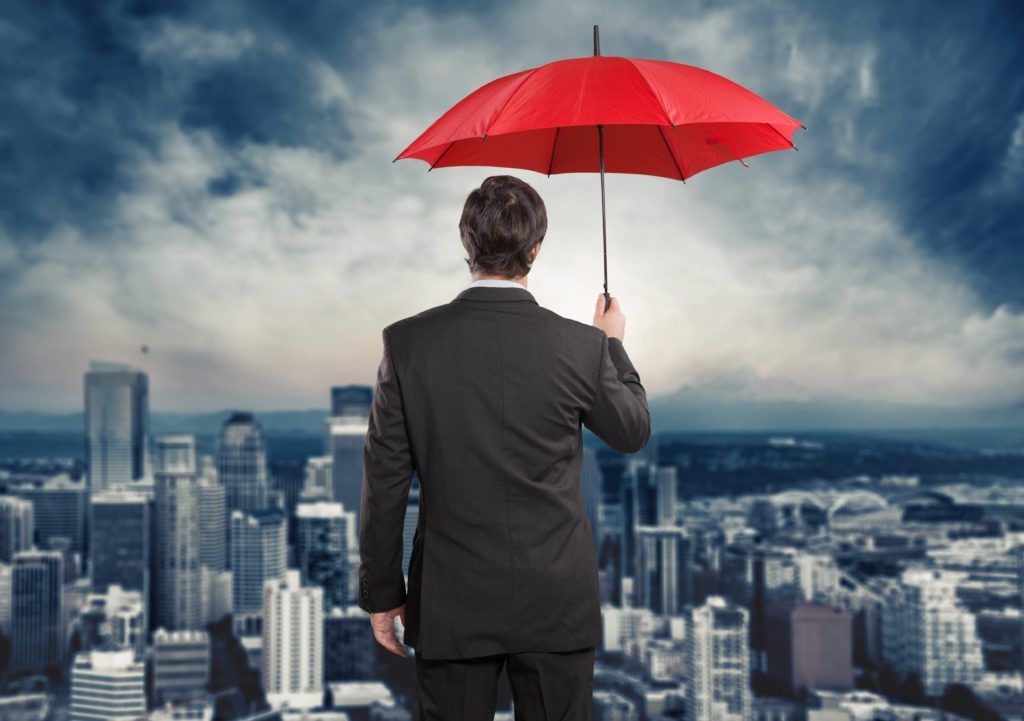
[593,25,600,56]
[800,123,807,130]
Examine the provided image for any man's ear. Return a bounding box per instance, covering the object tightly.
[531,242,542,261]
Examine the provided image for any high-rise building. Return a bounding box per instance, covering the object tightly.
[78,585,146,657]
[296,501,351,610]
[231,509,287,634]
[218,412,269,517]
[765,602,854,695]
[153,436,203,631]
[324,607,377,681]
[11,475,88,554]
[0,563,11,633]
[263,570,324,710]
[330,385,373,419]
[685,596,752,721]
[635,526,692,614]
[89,490,150,598]
[881,568,984,696]
[151,629,211,706]
[197,472,227,572]
[84,360,149,491]
[582,447,602,550]
[325,415,368,523]
[304,455,333,499]
[70,648,146,721]
[10,550,65,674]
[0,496,33,562]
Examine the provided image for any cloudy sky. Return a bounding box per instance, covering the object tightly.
[1,0,1022,414]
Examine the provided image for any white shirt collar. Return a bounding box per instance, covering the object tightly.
[464,278,528,290]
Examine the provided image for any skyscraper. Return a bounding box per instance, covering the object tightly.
[197,472,227,572]
[84,360,149,491]
[151,629,211,706]
[0,496,33,562]
[263,570,324,710]
[218,411,269,518]
[685,596,752,721]
[881,568,984,696]
[296,500,351,610]
[635,526,692,614]
[231,508,287,634]
[581,447,603,550]
[10,550,65,674]
[89,490,150,597]
[153,435,203,631]
[11,475,88,555]
[325,415,368,523]
[330,385,373,419]
[70,648,146,721]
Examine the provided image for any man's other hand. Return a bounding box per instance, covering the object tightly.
[593,294,626,342]
[370,605,408,657]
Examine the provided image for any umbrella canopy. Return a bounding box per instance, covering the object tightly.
[395,27,803,302]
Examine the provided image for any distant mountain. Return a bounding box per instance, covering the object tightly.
[0,409,331,435]
[2,367,1022,437]
[650,368,1024,432]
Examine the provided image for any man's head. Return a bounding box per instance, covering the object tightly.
[459,175,547,279]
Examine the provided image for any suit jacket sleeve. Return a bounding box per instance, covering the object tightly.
[582,334,652,454]
[358,326,414,613]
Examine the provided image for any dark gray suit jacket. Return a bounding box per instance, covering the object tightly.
[358,284,650,659]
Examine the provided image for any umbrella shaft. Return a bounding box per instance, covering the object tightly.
[599,124,610,311]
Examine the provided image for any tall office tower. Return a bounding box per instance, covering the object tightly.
[78,586,146,657]
[325,414,368,522]
[201,566,233,625]
[0,563,11,633]
[581,447,603,550]
[296,500,350,610]
[153,436,203,631]
[304,455,333,498]
[263,570,324,710]
[324,607,377,681]
[70,648,146,721]
[10,550,65,674]
[271,459,307,561]
[231,508,287,634]
[89,491,149,597]
[218,411,269,517]
[0,497,33,562]
[11,475,88,554]
[151,629,211,706]
[84,360,149,492]
[197,475,227,572]
[403,481,420,575]
[751,548,803,665]
[764,602,854,695]
[654,465,677,526]
[685,596,752,721]
[330,384,373,419]
[635,526,692,614]
[881,568,984,696]
[1018,545,1024,675]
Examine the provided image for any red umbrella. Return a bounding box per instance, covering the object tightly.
[395,26,804,308]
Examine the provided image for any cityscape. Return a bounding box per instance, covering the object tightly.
[0,359,1022,720]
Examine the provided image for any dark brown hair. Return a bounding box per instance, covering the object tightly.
[459,175,547,277]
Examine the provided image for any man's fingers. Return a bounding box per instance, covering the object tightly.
[375,627,407,657]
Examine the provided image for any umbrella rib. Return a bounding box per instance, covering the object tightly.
[657,125,686,182]
[546,127,561,177]
[482,66,545,139]
[765,123,799,151]
[428,141,457,171]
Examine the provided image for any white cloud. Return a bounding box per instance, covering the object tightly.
[2,0,1022,414]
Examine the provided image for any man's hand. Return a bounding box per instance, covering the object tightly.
[370,605,408,657]
[593,294,626,342]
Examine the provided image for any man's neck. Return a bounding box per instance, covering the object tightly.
[470,273,528,288]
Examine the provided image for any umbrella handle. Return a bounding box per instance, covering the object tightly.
[603,291,611,313]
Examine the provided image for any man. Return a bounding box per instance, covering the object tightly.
[359,174,651,719]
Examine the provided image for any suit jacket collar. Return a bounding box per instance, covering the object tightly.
[453,285,538,304]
